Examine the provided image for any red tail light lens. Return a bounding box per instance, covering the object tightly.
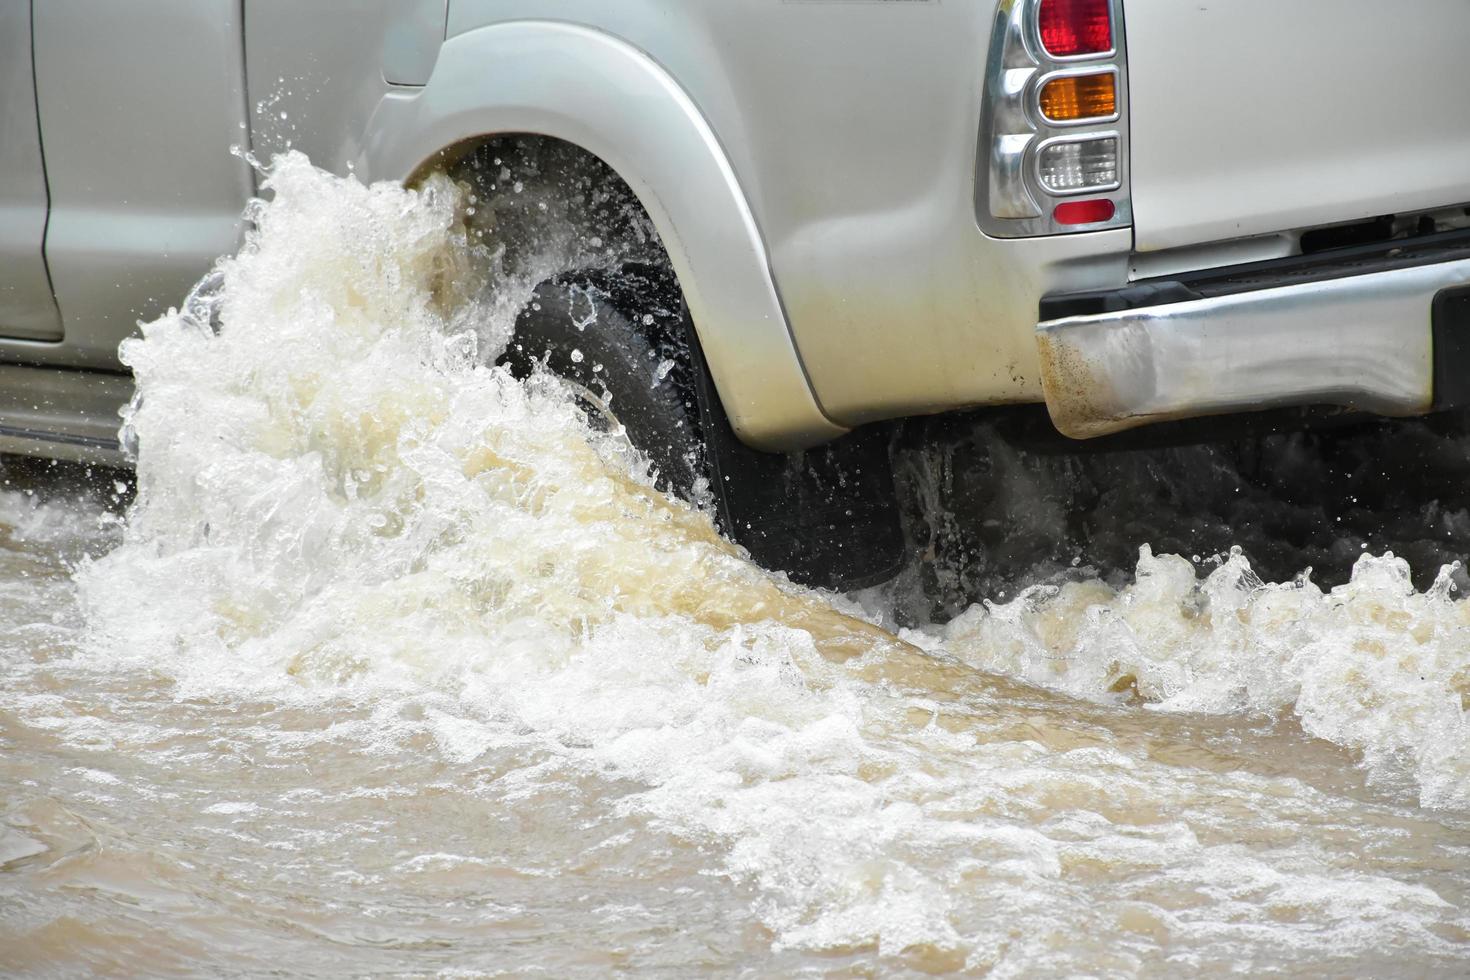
[1038,0,1112,57]
[1053,199,1115,225]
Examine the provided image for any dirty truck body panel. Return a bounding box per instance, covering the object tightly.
[1,0,1469,459]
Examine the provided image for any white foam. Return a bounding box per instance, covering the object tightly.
[942,545,1470,807]
[70,154,1470,968]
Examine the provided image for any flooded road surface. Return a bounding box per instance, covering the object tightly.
[4,156,1470,976]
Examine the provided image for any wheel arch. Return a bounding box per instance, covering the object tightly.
[356,20,842,450]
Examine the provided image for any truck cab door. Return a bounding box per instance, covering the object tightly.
[27,0,254,369]
[0,1,63,341]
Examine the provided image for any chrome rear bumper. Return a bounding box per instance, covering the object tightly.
[1036,256,1470,438]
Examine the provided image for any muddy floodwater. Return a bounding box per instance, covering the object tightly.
[4,156,1470,976]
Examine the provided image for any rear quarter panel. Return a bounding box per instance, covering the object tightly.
[444,0,1128,426]
[256,1,1130,431]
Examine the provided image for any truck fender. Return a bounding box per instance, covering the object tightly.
[358,20,842,450]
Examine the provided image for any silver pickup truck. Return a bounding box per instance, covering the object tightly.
[3,0,1470,587]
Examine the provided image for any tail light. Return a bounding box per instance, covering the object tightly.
[1038,0,1113,58]
[1037,137,1119,193]
[1038,71,1117,123]
[977,0,1130,237]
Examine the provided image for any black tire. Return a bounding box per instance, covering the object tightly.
[500,264,706,497]
[456,137,903,589]
[502,263,905,592]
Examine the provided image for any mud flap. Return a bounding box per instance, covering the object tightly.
[1432,283,1470,411]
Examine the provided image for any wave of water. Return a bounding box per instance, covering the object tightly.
[32,153,1470,972]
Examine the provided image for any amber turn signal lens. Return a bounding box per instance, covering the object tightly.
[1038,73,1116,122]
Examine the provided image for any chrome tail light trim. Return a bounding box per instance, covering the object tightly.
[977,0,1132,238]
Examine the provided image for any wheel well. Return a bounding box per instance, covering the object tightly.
[421,136,905,591]
[431,134,689,414]
[431,134,675,295]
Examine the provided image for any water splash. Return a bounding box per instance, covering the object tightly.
[940,546,1470,807]
[60,153,1470,972]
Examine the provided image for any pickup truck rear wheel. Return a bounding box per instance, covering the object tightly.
[500,264,706,498]
[501,264,906,591]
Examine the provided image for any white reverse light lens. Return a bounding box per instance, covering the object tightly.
[1037,137,1118,193]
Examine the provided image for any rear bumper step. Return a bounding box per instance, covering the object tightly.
[1036,254,1470,439]
[0,366,129,466]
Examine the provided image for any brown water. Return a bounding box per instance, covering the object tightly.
[3,156,1470,976]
